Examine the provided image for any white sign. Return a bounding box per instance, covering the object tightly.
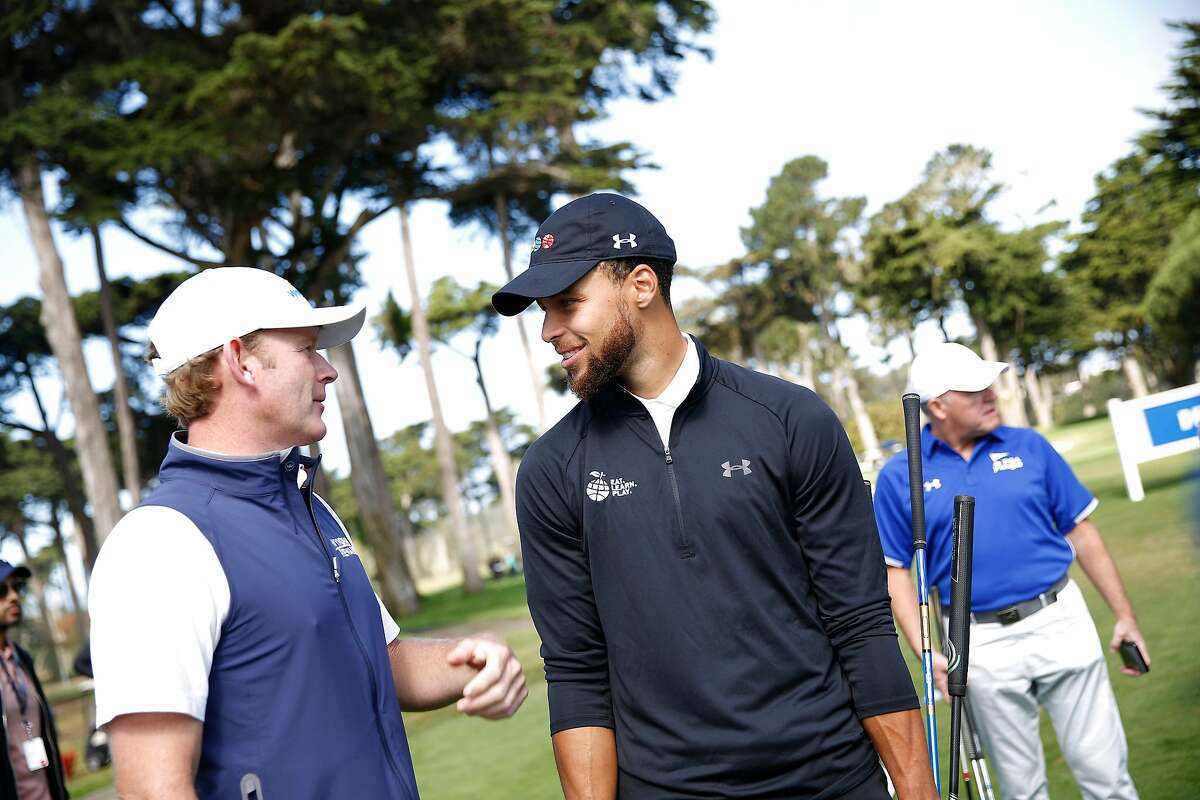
[1107,382,1200,502]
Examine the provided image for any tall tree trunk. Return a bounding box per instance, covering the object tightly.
[1023,365,1054,430]
[1122,354,1150,398]
[49,504,87,645]
[92,224,141,505]
[472,341,520,551]
[827,364,850,420]
[822,312,880,462]
[12,520,69,682]
[326,342,420,616]
[23,366,100,573]
[494,191,547,430]
[399,205,484,594]
[798,325,816,390]
[976,322,1029,426]
[18,162,123,544]
[842,365,881,464]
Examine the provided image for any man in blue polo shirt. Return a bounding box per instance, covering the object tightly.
[874,343,1148,800]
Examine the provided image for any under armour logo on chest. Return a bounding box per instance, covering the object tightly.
[722,459,752,477]
[612,233,638,249]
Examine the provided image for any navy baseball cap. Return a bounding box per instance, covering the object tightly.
[491,193,677,316]
[0,561,31,583]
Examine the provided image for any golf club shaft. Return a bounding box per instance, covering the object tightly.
[949,697,963,800]
[930,587,997,800]
[960,738,977,800]
[947,496,975,800]
[902,392,940,793]
[964,695,998,800]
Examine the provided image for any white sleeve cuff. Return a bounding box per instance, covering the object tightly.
[99,695,209,729]
[378,594,400,644]
[884,556,908,569]
[1073,497,1099,525]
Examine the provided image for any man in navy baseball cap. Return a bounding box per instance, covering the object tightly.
[492,193,679,401]
[0,562,30,586]
[492,192,677,317]
[0,560,70,799]
[505,193,936,798]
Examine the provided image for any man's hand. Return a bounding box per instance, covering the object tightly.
[1110,618,1151,677]
[447,633,528,719]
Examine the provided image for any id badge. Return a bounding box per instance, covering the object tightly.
[22,737,49,771]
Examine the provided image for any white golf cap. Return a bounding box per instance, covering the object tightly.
[907,342,1008,402]
[147,267,366,376]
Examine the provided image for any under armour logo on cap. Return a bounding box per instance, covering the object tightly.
[722,459,752,477]
[491,193,677,316]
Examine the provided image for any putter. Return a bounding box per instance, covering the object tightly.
[902,392,940,793]
[931,586,997,800]
[947,495,976,800]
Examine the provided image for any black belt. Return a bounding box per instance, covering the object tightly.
[951,574,1070,626]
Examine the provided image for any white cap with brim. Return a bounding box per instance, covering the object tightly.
[907,342,1009,403]
[148,267,366,377]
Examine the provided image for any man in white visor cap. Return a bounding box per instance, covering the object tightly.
[89,267,527,800]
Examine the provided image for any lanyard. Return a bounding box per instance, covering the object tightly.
[0,652,32,736]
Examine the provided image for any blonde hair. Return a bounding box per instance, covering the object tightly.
[147,331,268,427]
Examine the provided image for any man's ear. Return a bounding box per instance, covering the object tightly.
[628,264,659,310]
[927,395,950,422]
[223,339,256,388]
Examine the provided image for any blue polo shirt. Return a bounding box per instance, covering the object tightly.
[874,425,1097,612]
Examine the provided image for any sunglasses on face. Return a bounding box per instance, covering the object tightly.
[0,581,27,600]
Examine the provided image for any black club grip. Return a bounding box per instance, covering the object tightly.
[947,495,975,698]
[902,393,927,550]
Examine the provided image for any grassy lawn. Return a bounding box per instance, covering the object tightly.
[76,416,1198,799]
[396,574,532,632]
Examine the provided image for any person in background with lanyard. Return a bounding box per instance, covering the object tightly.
[0,560,68,800]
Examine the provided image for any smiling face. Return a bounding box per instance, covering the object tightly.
[539,268,640,401]
[248,327,338,447]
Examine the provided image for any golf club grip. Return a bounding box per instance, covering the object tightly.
[902,393,927,549]
[947,495,975,697]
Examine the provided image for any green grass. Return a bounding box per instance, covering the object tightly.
[77,418,1199,799]
[395,574,532,632]
[69,766,113,796]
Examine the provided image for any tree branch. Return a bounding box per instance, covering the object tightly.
[153,0,189,30]
[117,219,224,268]
[321,204,395,271]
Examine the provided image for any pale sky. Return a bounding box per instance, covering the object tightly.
[0,0,1191,498]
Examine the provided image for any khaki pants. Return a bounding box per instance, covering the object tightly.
[964,580,1138,800]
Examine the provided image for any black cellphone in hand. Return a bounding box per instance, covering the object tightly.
[1118,640,1149,673]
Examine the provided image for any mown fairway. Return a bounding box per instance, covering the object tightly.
[396,417,1198,800]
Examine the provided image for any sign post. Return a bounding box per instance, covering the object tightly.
[1107,383,1200,502]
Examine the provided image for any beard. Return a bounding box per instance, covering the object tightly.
[566,302,638,401]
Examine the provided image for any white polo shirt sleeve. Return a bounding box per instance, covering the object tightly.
[89,505,229,727]
[89,504,401,728]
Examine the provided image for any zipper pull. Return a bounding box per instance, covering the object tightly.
[332,556,340,583]
[664,447,673,464]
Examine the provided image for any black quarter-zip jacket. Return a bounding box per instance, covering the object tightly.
[517,339,918,799]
